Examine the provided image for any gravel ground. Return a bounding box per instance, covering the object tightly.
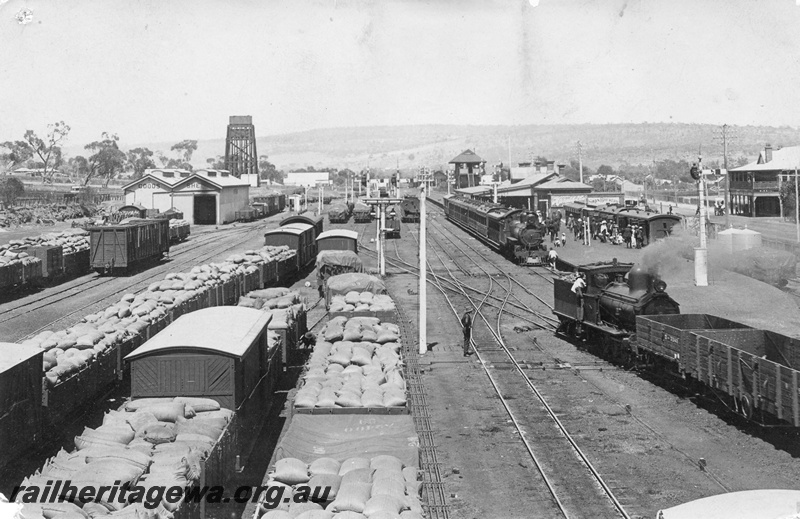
[384,208,800,519]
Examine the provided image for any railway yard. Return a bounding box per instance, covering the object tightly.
[3,189,800,519]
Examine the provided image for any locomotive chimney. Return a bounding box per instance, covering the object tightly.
[765,143,773,163]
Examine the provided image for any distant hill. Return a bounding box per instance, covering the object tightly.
[72,123,800,172]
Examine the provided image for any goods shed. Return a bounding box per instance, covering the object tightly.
[125,307,273,410]
[121,169,249,226]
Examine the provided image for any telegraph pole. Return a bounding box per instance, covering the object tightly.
[577,141,584,184]
[419,184,427,355]
[691,160,708,286]
[723,124,730,226]
[795,168,800,243]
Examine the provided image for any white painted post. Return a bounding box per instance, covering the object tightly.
[419,187,427,355]
[695,164,708,286]
[380,203,386,276]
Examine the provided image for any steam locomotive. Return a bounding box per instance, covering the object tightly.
[443,195,547,265]
[553,261,680,355]
[399,196,420,223]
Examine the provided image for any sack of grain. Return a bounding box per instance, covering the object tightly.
[141,422,176,444]
[309,457,341,477]
[133,402,187,423]
[329,482,372,513]
[273,458,309,485]
[169,397,217,413]
[82,425,134,445]
[363,495,405,516]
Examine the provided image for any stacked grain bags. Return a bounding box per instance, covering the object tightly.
[255,455,424,518]
[0,248,42,279]
[329,292,396,313]
[239,287,306,360]
[294,316,406,410]
[325,273,397,319]
[20,243,293,388]
[1,228,91,255]
[168,218,191,241]
[16,397,232,518]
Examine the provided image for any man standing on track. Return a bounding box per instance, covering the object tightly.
[462,309,473,357]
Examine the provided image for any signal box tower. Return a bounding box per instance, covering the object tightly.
[225,115,260,187]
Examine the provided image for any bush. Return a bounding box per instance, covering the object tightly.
[0,176,24,205]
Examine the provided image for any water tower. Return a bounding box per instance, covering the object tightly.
[224,115,260,187]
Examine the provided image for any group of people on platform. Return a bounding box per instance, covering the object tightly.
[564,215,647,249]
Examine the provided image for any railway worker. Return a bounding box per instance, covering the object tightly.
[461,309,473,356]
[571,273,587,320]
[547,247,558,269]
[634,226,644,249]
[574,217,582,240]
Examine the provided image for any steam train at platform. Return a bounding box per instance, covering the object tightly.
[562,201,682,244]
[442,195,548,265]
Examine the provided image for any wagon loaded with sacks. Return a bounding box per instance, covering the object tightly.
[14,307,281,519]
[293,314,407,414]
[238,287,308,367]
[327,204,350,224]
[315,250,364,297]
[324,272,397,323]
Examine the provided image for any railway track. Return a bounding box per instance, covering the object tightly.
[422,219,631,518]
[380,201,735,516]
[429,204,734,500]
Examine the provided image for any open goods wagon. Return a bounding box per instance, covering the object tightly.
[235,206,259,222]
[264,223,317,277]
[87,218,169,274]
[636,313,800,425]
[315,250,363,297]
[0,241,310,476]
[327,204,350,223]
[353,203,372,223]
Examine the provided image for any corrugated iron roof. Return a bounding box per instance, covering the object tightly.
[455,186,491,195]
[534,179,592,191]
[124,307,271,361]
[730,146,800,172]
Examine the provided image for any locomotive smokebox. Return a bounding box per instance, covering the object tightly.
[627,264,652,293]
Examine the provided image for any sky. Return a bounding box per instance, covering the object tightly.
[2,0,800,150]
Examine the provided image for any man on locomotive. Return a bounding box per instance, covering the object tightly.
[571,272,587,320]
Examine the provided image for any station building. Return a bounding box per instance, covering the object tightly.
[122,168,249,225]
[728,144,799,217]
